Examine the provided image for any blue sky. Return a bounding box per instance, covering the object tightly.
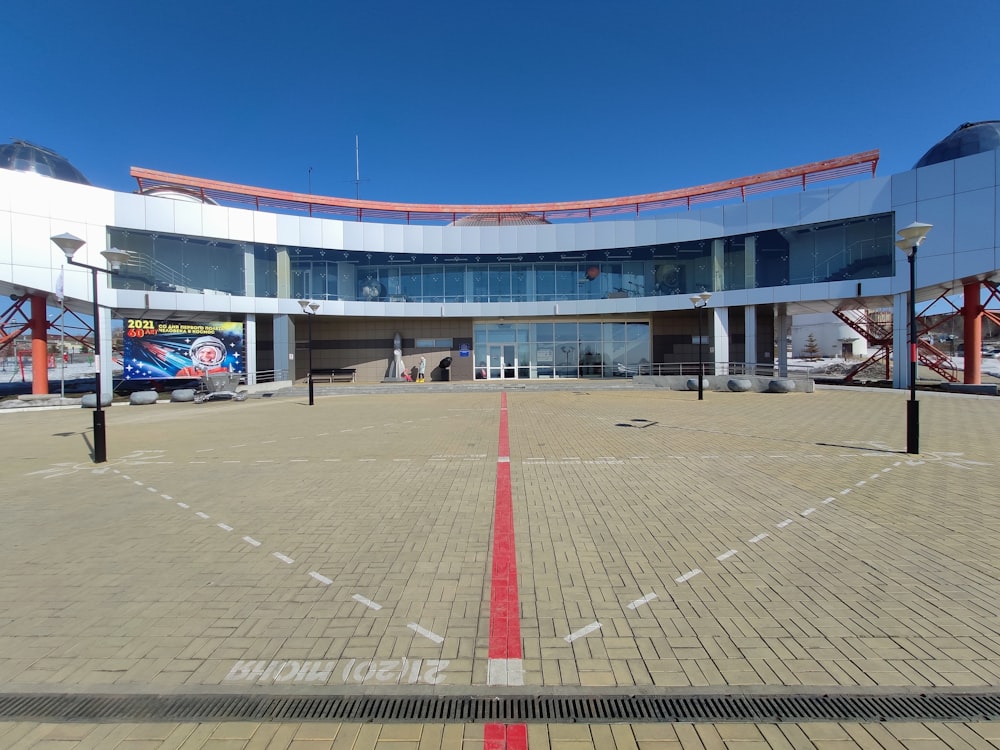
[3,0,999,206]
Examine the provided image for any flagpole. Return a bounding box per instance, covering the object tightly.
[60,265,66,399]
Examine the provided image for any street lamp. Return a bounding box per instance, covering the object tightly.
[51,233,129,463]
[690,291,712,400]
[895,221,932,454]
[298,299,320,405]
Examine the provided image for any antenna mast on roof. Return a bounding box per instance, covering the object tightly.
[355,135,360,200]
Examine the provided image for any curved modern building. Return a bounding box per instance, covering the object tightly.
[1,126,998,394]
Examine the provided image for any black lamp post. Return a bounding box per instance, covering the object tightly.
[52,233,129,463]
[298,299,319,405]
[895,221,932,454]
[690,291,712,400]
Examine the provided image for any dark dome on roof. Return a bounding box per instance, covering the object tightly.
[914,121,1000,169]
[0,140,90,184]
[452,212,550,226]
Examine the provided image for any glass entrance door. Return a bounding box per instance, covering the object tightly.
[487,344,516,379]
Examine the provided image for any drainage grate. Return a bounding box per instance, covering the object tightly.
[0,691,998,724]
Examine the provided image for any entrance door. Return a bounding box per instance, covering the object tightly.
[487,344,516,379]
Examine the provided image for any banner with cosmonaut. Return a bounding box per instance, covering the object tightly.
[122,320,244,379]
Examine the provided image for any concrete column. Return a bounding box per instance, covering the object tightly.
[273,313,294,382]
[744,304,757,371]
[244,244,255,297]
[712,306,729,372]
[777,305,789,377]
[245,314,257,385]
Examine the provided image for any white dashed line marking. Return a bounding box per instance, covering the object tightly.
[565,622,602,643]
[840,488,852,495]
[626,593,658,610]
[217,523,233,531]
[309,571,333,585]
[776,519,793,528]
[822,497,835,504]
[871,474,882,480]
[273,553,294,564]
[161,495,172,500]
[243,536,261,547]
[408,623,444,644]
[177,502,189,509]
[856,480,866,487]
[801,508,816,516]
[147,487,157,493]
[134,481,144,486]
[748,533,769,543]
[352,594,382,610]
[716,549,738,561]
[675,569,701,583]
[195,512,210,519]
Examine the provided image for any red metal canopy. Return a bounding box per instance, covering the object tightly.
[131,149,878,225]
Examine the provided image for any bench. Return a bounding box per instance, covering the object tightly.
[313,368,356,383]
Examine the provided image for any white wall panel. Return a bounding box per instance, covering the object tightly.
[275,214,301,246]
[422,226,443,254]
[594,221,615,249]
[202,204,230,239]
[573,222,596,251]
[772,194,799,228]
[613,221,635,248]
[722,203,748,236]
[401,224,423,253]
[228,208,254,242]
[652,216,678,244]
[955,150,996,193]
[173,200,203,237]
[322,219,344,250]
[914,195,954,258]
[11,213,53,268]
[536,225,557,252]
[891,169,917,208]
[672,216,698,242]
[114,192,146,229]
[383,224,404,253]
[855,176,892,214]
[442,227,461,252]
[252,211,277,244]
[361,222,384,252]
[0,210,11,265]
[746,198,773,232]
[916,160,955,202]
[826,183,860,220]
[342,221,363,251]
[698,206,724,239]
[799,189,832,225]
[955,187,995,252]
[144,196,175,233]
[954,247,995,280]
[299,216,323,248]
[635,219,657,245]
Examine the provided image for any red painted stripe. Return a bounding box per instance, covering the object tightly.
[489,392,521,659]
[484,723,528,750]
[486,392,527,749]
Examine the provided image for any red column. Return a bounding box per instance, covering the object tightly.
[30,294,50,395]
[963,281,982,385]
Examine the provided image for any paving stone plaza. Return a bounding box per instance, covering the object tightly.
[0,383,998,748]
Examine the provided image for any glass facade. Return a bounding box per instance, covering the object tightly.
[473,321,650,380]
[108,213,892,301]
